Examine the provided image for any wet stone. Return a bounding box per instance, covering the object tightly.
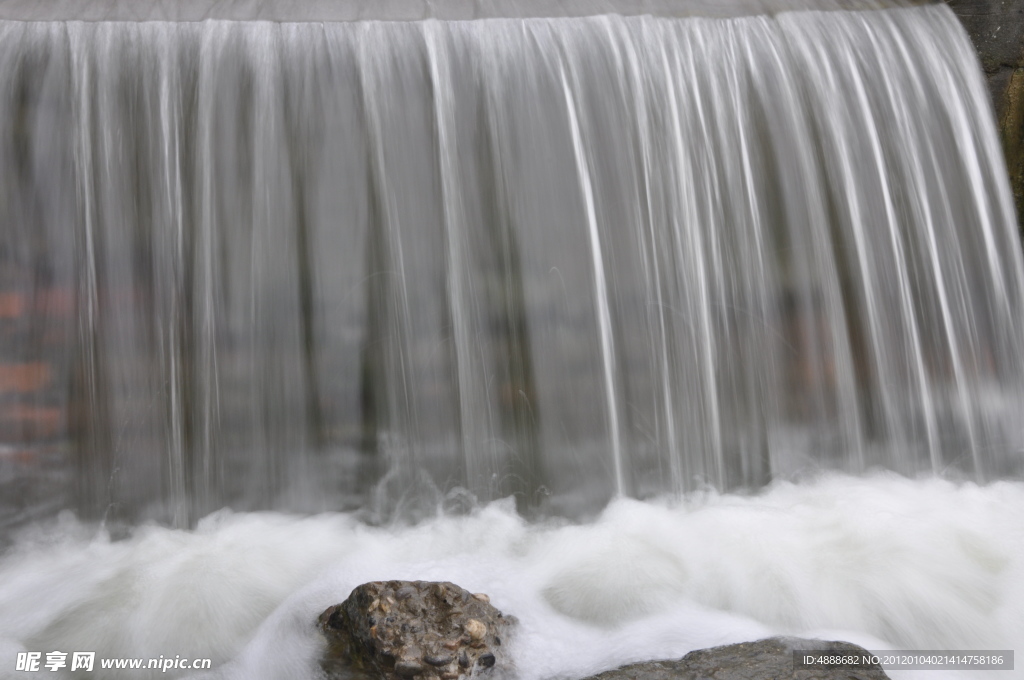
[396,661,426,677]
[579,637,890,680]
[319,581,516,680]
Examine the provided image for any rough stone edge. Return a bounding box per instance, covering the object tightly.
[0,0,936,23]
[946,0,1024,231]
[1000,68,1024,227]
[578,637,890,680]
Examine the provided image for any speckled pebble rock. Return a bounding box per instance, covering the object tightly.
[319,581,515,680]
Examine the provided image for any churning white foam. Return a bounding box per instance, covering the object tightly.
[0,473,1021,680]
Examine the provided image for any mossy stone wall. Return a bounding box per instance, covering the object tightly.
[946,0,1024,229]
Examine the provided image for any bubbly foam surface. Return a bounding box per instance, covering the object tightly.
[1,474,1021,679]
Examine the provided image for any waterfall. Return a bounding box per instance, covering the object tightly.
[2,4,1024,678]
[0,3,1022,530]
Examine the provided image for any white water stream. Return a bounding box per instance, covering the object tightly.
[1,474,1022,679]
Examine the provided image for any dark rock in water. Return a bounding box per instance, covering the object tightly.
[318,580,515,680]
[580,637,890,680]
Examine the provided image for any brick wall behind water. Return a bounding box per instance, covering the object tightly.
[0,286,72,456]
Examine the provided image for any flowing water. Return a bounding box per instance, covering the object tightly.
[0,1,1022,678]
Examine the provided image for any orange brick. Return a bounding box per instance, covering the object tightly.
[0,292,24,319]
[0,363,52,393]
[0,404,65,440]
